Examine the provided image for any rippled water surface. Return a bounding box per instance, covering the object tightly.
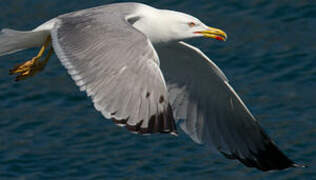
[0,0,315,179]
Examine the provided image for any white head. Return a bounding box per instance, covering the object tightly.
[129,4,227,44]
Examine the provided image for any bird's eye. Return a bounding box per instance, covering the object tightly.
[188,22,196,27]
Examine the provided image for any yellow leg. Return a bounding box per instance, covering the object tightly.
[10,36,54,81]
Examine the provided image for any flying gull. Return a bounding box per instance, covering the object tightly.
[0,2,303,171]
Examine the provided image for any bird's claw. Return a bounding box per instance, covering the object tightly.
[9,57,46,81]
[9,36,53,81]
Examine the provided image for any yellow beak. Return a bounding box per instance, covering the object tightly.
[195,26,227,41]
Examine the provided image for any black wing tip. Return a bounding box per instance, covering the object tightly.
[112,104,177,136]
[222,139,305,171]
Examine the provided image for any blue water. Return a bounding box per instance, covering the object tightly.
[0,0,315,179]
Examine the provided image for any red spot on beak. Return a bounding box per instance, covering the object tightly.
[216,36,224,41]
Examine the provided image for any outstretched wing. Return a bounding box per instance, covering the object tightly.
[50,7,176,134]
[156,41,298,171]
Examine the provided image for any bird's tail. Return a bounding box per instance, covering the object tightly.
[0,28,49,57]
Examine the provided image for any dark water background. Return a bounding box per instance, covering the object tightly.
[0,0,315,179]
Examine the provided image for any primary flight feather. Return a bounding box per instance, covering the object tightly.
[0,2,302,171]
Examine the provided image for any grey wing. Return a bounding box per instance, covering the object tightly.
[50,11,176,134]
[156,41,298,171]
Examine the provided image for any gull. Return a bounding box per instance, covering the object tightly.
[0,2,303,171]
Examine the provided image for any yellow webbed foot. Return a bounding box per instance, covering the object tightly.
[9,36,53,81]
[9,57,46,81]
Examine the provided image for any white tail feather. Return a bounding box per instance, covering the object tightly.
[0,29,49,56]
